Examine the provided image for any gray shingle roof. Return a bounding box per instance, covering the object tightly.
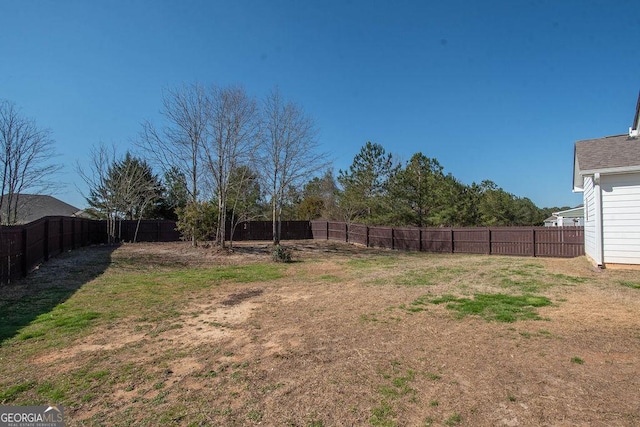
[574,134,640,172]
[0,194,81,224]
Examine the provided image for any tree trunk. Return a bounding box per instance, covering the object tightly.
[272,201,279,245]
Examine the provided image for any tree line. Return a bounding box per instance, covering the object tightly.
[1,87,566,242]
[301,142,563,227]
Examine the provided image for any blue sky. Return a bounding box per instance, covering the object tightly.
[1,0,638,210]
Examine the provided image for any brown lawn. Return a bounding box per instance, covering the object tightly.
[0,240,639,426]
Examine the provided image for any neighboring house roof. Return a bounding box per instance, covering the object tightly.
[553,206,584,218]
[0,194,83,224]
[573,134,640,191]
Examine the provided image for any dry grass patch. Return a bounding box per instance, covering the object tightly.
[1,241,639,426]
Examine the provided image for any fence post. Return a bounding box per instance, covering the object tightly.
[391,227,395,250]
[450,229,454,253]
[44,218,50,261]
[532,229,536,257]
[487,229,492,255]
[366,226,370,248]
[21,227,28,277]
[345,222,348,242]
[59,218,64,253]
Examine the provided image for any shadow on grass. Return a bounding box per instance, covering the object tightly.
[0,245,118,345]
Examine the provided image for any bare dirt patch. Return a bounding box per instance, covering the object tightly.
[2,241,639,426]
[221,289,264,306]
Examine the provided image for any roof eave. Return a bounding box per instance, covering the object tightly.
[578,165,640,176]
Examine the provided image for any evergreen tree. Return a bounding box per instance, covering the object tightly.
[86,152,162,221]
[155,166,189,220]
[388,153,446,227]
[297,169,339,220]
[337,142,398,224]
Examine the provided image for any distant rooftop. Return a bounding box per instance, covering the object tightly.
[0,194,82,224]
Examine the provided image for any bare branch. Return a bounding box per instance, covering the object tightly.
[136,83,209,204]
[259,88,329,244]
[0,100,61,225]
[201,85,260,247]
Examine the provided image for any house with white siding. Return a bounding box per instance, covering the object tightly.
[572,93,640,267]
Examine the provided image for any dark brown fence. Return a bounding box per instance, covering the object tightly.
[227,221,311,241]
[2,218,583,285]
[90,220,312,243]
[0,217,95,285]
[0,218,314,285]
[311,221,584,258]
[89,220,182,243]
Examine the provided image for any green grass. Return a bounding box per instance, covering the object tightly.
[0,288,81,344]
[393,268,444,287]
[18,309,101,341]
[346,256,398,270]
[370,362,420,426]
[444,413,462,426]
[369,401,397,427]
[0,381,36,403]
[431,293,552,322]
[378,369,416,398]
[247,409,263,422]
[620,281,640,289]
[318,274,341,282]
[3,263,284,347]
[498,277,549,293]
[492,264,586,292]
[551,274,588,284]
[155,263,284,286]
[571,357,585,365]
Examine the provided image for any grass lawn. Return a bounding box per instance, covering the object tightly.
[1,241,639,426]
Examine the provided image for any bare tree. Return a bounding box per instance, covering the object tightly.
[259,88,329,245]
[77,146,161,243]
[0,100,60,225]
[137,83,209,245]
[202,85,260,247]
[227,164,264,248]
[111,153,162,242]
[76,144,119,242]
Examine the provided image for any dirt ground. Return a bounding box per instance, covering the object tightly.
[3,240,640,426]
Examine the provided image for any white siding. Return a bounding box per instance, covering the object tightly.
[582,176,598,262]
[601,173,640,264]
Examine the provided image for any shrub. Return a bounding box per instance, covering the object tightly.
[272,245,292,263]
[175,201,218,243]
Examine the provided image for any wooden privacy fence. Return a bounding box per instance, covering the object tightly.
[226,220,312,241]
[311,221,584,258]
[0,218,313,285]
[0,216,97,285]
[88,220,312,243]
[90,220,182,243]
[0,218,180,285]
[2,218,582,285]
